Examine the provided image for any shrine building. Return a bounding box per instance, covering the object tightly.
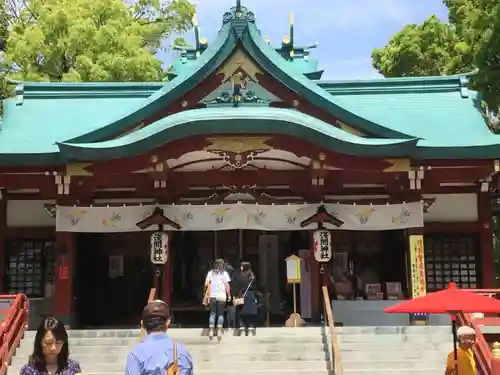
[0,2,499,327]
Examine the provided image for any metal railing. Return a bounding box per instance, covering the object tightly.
[0,294,28,375]
[321,286,343,375]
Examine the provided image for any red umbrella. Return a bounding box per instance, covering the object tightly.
[384,282,500,375]
[384,282,500,314]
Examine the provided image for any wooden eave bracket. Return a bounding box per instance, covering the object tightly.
[421,197,436,213]
[136,207,181,230]
[300,205,343,228]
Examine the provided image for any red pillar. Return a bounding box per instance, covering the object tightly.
[162,234,171,307]
[309,231,320,321]
[54,231,76,327]
[478,192,495,288]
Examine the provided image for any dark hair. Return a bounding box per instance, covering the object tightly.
[241,261,255,280]
[142,300,170,332]
[29,317,69,372]
[212,258,225,274]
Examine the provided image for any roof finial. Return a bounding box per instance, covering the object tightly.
[192,13,200,55]
[236,0,241,11]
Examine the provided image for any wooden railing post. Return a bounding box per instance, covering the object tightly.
[492,342,500,375]
[0,329,5,374]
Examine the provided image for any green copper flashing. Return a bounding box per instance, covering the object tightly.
[56,108,417,161]
[241,24,411,139]
[54,107,500,161]
[316,75,467,95]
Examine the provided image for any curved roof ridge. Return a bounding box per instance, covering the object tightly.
[61,22,237,144]
[317,75,467,96]
[242,24,415,139]
[317,74,467,86]
[56,107,418,161]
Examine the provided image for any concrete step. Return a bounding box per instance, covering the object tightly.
[342,359,443,370]
[337,333,452,344]
[343,371,443,375]
[340,349,448,361]
[10,360,329,373]
[22,327,324,339]
[335,326,451,335]
[13,372,331,375]
[14,340,327,355]
[11,350,328,365]
[18,336,325,347]
[338,342,452,351]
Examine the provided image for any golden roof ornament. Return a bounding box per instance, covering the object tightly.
[493,342,500,358]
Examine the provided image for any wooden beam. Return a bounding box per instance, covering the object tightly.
[426,167,492,182]
[420,159,497,168]
[85,137,211,175]
[0,167,487,193]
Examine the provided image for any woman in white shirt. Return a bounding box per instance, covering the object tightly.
[204,258,231,340]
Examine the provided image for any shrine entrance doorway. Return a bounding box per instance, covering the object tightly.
[170,230,308,327]
[73,232,153,328]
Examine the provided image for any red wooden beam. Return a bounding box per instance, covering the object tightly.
[86,134,413,176]
[426,167,492,182]
[0,167,486,192]
[265,135,397,170]
[421,159,497,168]
[85,137,211,175]
[107,71,224,141]
[0,174,54,190]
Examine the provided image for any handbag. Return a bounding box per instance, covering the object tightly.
[234,279,253,306]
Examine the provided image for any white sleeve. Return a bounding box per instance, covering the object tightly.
[205,271,212,283]
[223,271,231,283]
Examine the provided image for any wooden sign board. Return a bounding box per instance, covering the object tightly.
[150,232,169,264]
[285,255,301,283]
[58,265,69,280]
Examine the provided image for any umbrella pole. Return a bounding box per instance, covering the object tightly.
[452,316,459,374]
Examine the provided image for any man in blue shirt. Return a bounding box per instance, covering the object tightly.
[125,300,193,375]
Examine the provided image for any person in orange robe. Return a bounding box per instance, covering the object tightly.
[445,326,476,375]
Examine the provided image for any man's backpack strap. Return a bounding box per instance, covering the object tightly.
[173,341,178,367]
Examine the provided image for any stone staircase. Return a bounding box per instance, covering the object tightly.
[8,327,331,375]
[337,326,454,375]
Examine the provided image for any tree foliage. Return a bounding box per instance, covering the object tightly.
[0,0,7,51]
[2,0,195,82]
[372,0,500,122]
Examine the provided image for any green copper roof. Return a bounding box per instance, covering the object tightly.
[55,107,500,161]
[0,2,499,166]
[57,108,417,161]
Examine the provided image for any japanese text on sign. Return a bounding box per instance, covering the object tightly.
[313,230,332,262]
[409,234,426,298]
[150,232,168,264]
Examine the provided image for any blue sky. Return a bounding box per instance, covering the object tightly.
[159,0,449,80]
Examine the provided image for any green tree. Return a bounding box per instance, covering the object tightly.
[372,0,500,124]
[3,0,195,82]
[0,0,10,113]
[372,15,471,78]
[0,0,7,52]
[374,0,500,283]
